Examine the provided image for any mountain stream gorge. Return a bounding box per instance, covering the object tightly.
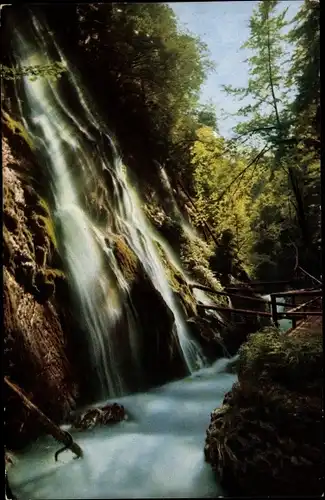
[4,15,267,499]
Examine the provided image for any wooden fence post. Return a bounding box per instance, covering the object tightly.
[271,294,279,327]
[292,294,296,329]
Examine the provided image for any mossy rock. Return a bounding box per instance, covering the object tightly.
[205,329,323,496]
[157,217,184,251]
[155,240,197,317]
[20,184,56,250]
[238,329,323,392]
[2,110,34,150]
[43,214,57,250]
[179,236,224,295]
[33,268,66,302]
[32,214,57,250]
[110,235,139,284]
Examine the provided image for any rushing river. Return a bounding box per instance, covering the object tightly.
[8,357,237,499]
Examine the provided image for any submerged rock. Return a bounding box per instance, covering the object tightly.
[71,403,126,430]
[205,328,323,496]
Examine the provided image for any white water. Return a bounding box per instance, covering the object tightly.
[8,357,237,499]
[13,20,206,398]
[158,164,199,241]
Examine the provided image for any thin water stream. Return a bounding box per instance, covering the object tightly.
[8,357,237,499]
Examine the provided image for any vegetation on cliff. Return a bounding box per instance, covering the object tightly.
[204,327,323,496]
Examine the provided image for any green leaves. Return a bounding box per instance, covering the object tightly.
[0,62,66,82]
[73,2,214,180]
[222,0,291,144]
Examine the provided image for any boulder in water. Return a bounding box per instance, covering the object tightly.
[71,403,126,430]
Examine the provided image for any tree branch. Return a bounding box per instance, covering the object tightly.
[266,11,281,129]
[215,144,271,205]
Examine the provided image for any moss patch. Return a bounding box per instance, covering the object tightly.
[36,213,57,249]
[238,328,323,393]
[111,235,138,284]
[155,241,197,317]
[180,234,226,302]
[2,110,34,150]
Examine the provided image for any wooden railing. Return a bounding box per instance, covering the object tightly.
[270,289,323,328]
[192,282,322,329]
[190,283,294,307]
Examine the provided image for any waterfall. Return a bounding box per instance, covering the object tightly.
[12,17,206,398]
[158,164,200,241]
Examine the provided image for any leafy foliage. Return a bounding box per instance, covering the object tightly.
[44,3,215,183]
[222,0,291,143]
[238,328,323,390]
[0,62,66,81]
[189,0,320,280]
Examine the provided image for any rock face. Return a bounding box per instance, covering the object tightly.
[3,135,78,449]
[204,329,323,497]
[129,266,187,387]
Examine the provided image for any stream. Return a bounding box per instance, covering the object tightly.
[8,356,237,499]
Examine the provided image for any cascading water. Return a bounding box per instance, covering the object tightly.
[12,16,206,398]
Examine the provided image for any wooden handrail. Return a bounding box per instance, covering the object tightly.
[271,288,322,297]
[278,311,322,317]
[225,279,296,289]
[191,283,294,307]
[286,297,320,315]
[197,304,272,317]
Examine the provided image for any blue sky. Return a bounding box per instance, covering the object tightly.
[170,1,303,138]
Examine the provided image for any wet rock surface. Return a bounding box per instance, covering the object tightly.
[204,329,323,496]
[3,137,78,449]
[71,403,126,430]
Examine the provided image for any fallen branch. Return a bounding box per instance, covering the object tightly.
[297,266,322,286]
[286,297,320,315]
[4,377,83,461]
